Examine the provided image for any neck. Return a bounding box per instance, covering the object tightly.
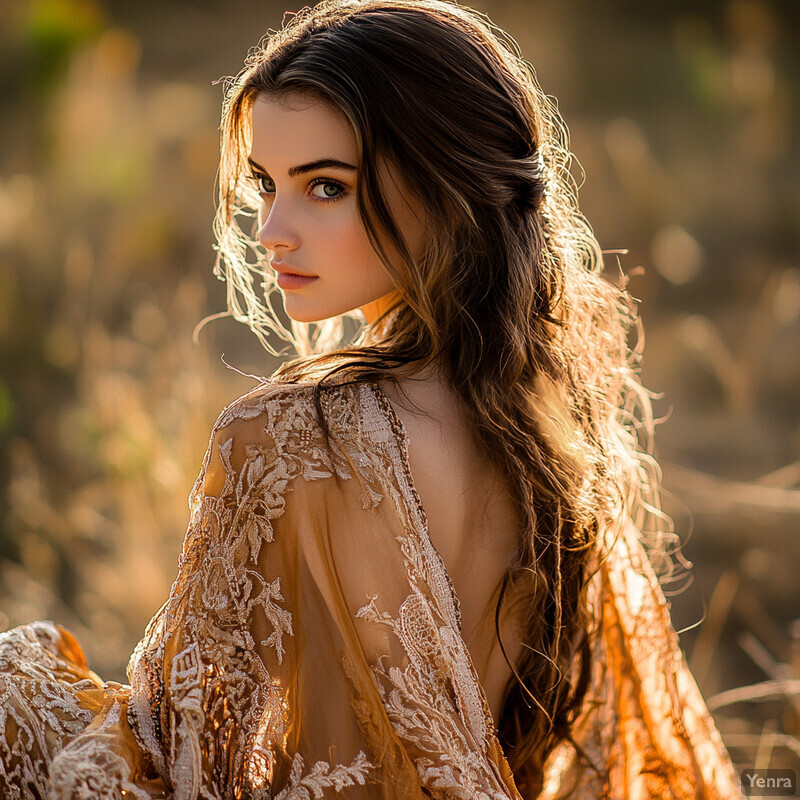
[359,289,403,327]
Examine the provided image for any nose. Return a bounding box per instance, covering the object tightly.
[257,198,299,254]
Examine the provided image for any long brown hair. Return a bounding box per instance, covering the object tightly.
[211,0,679,795]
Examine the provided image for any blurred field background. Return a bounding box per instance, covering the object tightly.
[1,0,799,785]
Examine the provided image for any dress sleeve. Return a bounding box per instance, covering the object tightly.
[154,404,371,798]
[538,516,746,800]
[154,384,522,800]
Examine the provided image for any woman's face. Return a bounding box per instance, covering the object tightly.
[248,92,426,325]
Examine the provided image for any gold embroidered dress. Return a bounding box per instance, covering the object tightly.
[0,379,744,799]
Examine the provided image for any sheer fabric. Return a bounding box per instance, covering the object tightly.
[0,378,744,799]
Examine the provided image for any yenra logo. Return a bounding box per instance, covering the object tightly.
[740,769,796,796]
[745,773,792,789]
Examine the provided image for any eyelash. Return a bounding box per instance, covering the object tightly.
[248,172,346,204]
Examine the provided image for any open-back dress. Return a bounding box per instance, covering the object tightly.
[0,378,745,799]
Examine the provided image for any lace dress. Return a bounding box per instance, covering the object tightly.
[0,378,745,799]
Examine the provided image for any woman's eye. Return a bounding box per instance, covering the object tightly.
[248,172,345,203]
[309,179,345,202]
[253,174,274,195]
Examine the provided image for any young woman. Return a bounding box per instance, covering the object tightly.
[0,1,744,797]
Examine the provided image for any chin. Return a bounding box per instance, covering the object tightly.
[283,299,364,324]
[284,307,341,324]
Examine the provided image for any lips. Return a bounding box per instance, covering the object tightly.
[276,272,317,290]
[270,262,316,278]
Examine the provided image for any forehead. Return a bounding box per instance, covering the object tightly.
[249,94,357,166]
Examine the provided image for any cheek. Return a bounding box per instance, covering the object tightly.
[322,210,383,274]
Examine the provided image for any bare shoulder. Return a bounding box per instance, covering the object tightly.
[379,365,520,558]
[378,365,479,454]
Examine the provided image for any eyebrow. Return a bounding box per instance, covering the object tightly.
[247,156,357,178]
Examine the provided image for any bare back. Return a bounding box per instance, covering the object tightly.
[379,367,525,725]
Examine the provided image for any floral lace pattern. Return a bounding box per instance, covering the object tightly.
[0,622,94,798]
[0,378,743,799]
